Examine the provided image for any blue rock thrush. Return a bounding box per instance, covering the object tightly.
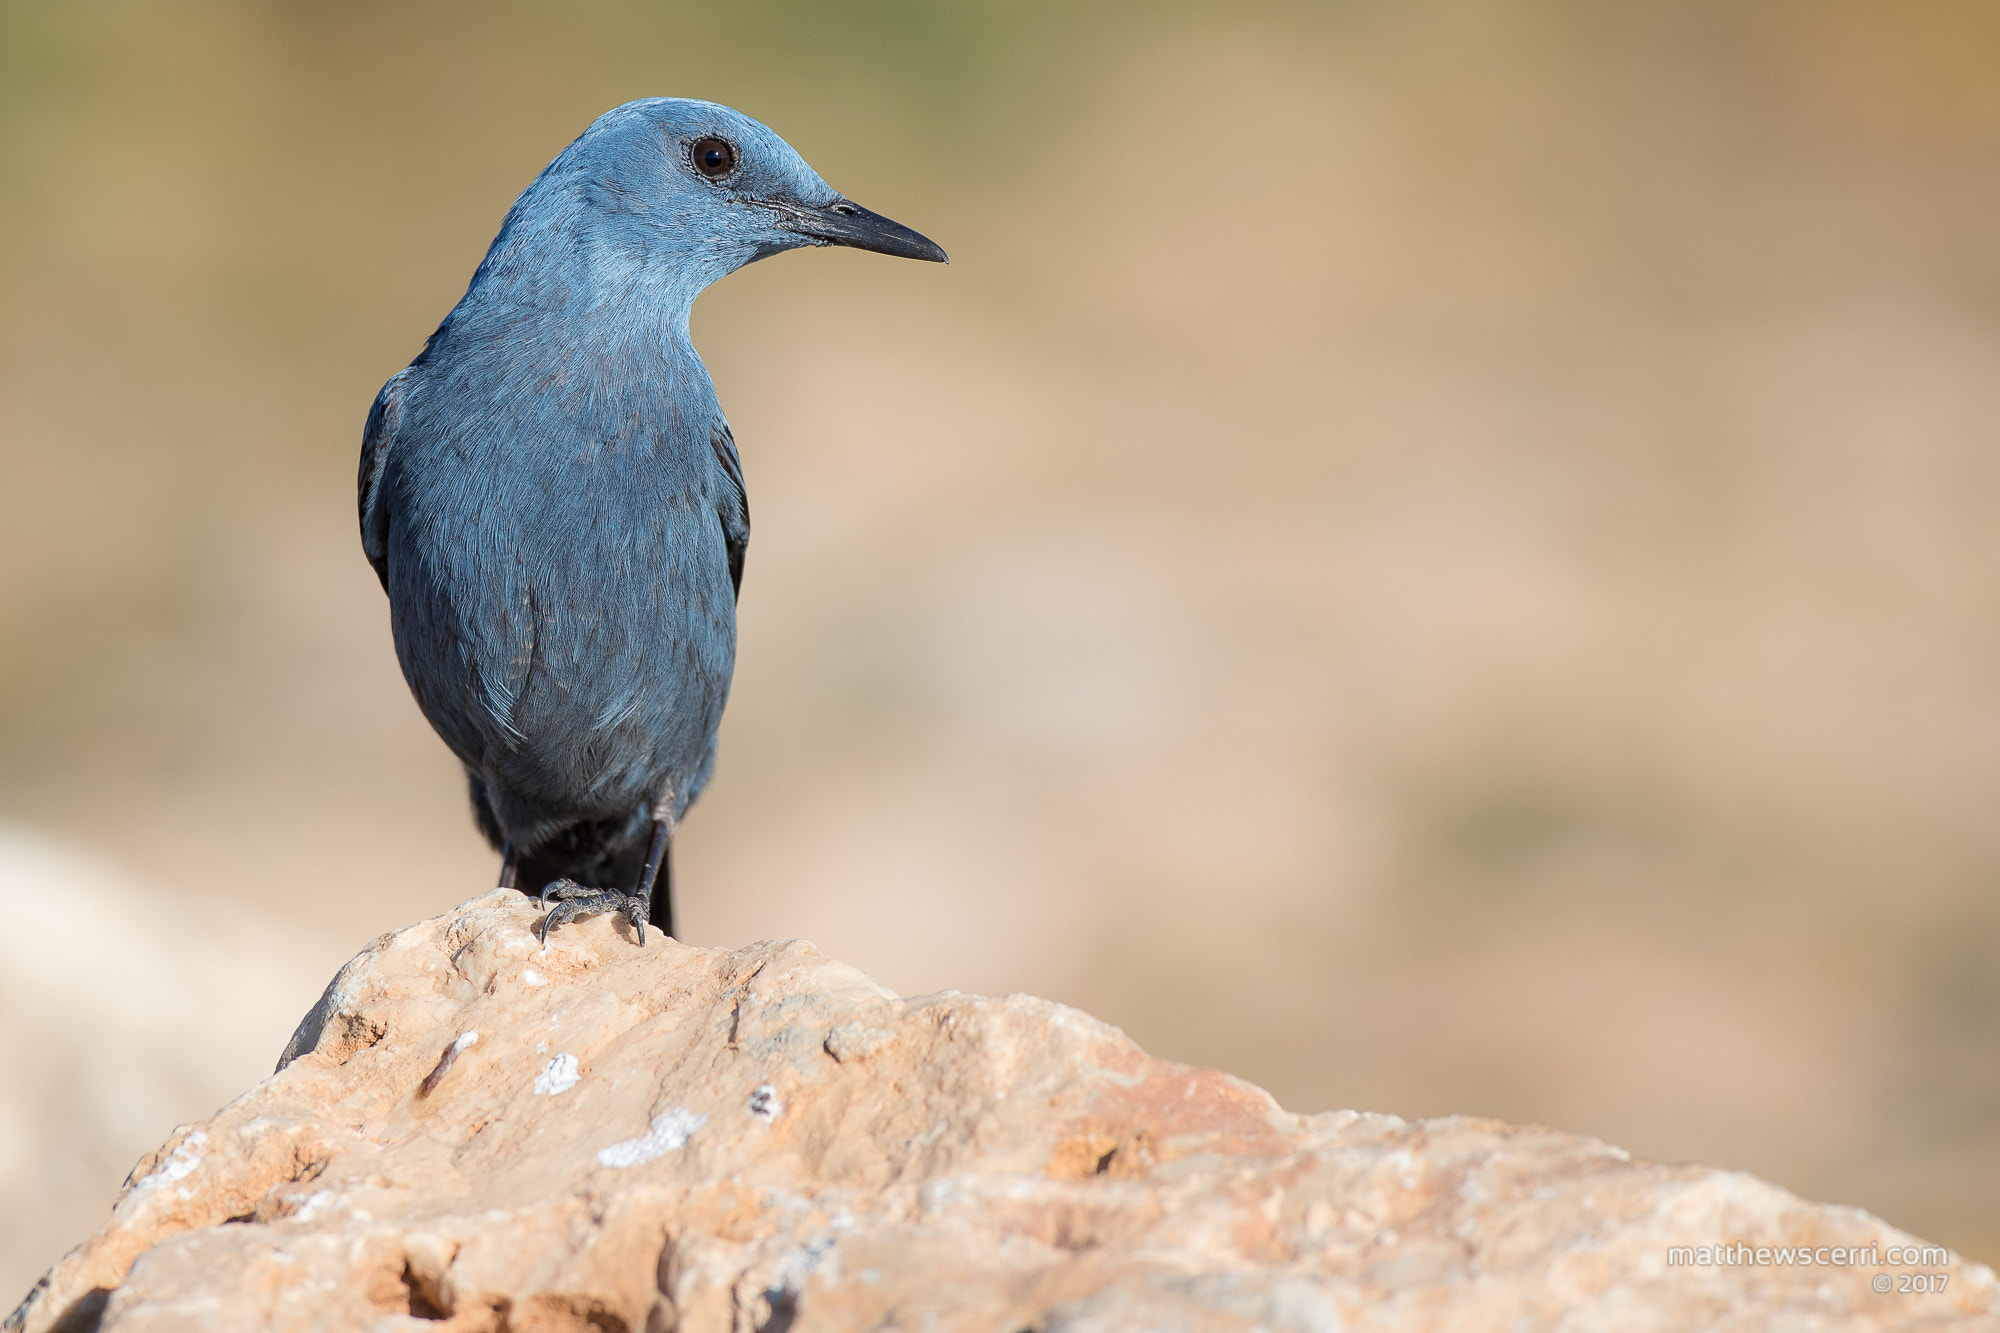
[358,99,946,943]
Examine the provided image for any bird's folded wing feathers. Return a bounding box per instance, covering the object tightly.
[359,368,413,592]
[709,416,750,600]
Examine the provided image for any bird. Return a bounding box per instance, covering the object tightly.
[357,98,945,945]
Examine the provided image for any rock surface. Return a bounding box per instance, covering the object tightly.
[10,891,1996,1332]
[0,825,332,1302]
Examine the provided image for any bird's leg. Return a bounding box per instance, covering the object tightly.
[650,833,675,941]
[634,820,672,944]
[497,843,517,891]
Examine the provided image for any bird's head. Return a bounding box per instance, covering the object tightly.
[535,98,947,295]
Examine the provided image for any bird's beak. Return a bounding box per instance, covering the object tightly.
[765,197,948,264]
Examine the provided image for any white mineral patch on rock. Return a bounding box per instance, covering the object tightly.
[532,1053,579,1096]
[131,1131,205,1191]
[597,1108,706,1169]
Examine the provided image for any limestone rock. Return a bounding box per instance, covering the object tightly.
[11,891,1996,1332]
[0,825,333,1302]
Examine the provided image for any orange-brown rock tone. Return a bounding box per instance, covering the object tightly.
[10,891,1996,1331]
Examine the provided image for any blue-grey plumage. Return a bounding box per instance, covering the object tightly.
[358,98,945,941]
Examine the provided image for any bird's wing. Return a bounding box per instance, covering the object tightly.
[358,368,413,592]
[710,415,750,600]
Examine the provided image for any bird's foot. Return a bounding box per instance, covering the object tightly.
[536,879,646,946]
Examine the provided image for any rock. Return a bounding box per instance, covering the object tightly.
[10,891,1996,1332]
[0,825,333,1304]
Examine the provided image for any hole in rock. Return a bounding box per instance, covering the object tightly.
[46,1287,111,1333]
[756,1287,798,1333]
[401,1262,450,1320]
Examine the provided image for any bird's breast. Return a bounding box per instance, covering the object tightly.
[388,389,736,784]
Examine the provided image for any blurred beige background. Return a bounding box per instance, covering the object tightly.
[3,0,1998,1298]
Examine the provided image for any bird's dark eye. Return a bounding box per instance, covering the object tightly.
[689,136,737,180]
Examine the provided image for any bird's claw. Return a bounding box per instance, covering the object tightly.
[535,880,648,946]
